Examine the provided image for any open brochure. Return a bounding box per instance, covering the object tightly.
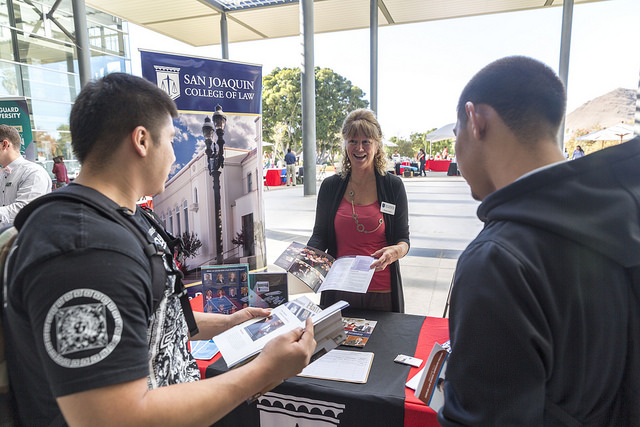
[410,340,451,411]
[213,296,349,369]
[274,242,375,293]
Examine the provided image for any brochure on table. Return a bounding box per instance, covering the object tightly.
[214,296,349,369]
[341,317,377,347]
[299,349,374,383]
[274,242,375,293]
[190,340,219,360]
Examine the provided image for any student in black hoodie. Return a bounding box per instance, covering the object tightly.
[440,56,639,426]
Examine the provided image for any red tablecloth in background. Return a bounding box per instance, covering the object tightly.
[427,160,451,172]
[265,168,284,186]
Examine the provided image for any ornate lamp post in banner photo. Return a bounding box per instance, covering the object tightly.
[202,105,227,264]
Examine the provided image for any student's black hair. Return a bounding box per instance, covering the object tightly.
[70,72,178,165]
[457,56,566,143]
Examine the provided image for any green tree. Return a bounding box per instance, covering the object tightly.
[387,130,456,161]
[388,136,413,158]
[262,67,368,164]
[262,67,301,159]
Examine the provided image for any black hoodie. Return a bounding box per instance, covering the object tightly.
[440,137,640,426]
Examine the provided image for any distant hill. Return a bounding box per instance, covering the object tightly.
[565,88,635,136]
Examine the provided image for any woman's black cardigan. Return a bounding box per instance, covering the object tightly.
[307,170,410,312]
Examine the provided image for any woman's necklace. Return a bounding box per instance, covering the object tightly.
[348,188,383,234]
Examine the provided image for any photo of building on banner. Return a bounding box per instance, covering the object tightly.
[140,50,266,271]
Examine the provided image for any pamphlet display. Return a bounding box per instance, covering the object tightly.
[201,264,250,314]
[275,242,375,293]
[248,272,288,308]
[341,317,377,347]
[213,296,348,369]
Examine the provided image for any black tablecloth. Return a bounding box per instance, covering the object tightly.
[206,308,426,427]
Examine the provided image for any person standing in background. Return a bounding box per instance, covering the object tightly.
[572,145,585,159]
[0,124,51,227]
[285,147,297,186]
[52,156,70,188]
[391,150,401,175]
[417,148,426,176]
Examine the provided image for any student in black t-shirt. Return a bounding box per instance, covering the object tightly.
[3,73,316,427]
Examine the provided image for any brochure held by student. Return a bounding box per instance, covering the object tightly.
[274,242,375,294]
[213,296,349,369]
[412,340,451,411]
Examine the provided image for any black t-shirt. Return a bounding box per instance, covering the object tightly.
[4,188,199,426]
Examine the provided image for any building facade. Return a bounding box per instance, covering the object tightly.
[153,146,266,272]
[0,0,129,176]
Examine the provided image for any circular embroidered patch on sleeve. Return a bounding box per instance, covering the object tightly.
[43,288,123,368]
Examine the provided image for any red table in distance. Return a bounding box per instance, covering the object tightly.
[265,168,285,186]
[427,160,451,172]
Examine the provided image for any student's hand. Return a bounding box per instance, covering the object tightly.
[228,307,271,328]
[256,318,316,381]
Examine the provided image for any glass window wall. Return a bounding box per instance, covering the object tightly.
[0,0,130,164]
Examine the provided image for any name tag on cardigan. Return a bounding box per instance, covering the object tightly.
[380,202,395,215]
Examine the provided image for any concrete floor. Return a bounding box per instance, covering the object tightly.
[262,171,484,318]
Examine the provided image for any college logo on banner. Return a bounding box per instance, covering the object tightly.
[154,65,181,100]
[140,50,262,115]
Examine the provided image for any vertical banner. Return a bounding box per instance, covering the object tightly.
[140,50,266,271]
[0,97,33,154]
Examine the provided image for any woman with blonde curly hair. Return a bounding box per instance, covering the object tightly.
[308,109,410,312]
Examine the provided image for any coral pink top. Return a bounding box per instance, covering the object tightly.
[334,198,391,292]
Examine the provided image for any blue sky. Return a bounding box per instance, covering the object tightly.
[129,0,640,139]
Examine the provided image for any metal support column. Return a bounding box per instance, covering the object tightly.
[71,0,91,87]
[370,0,378,114]
[220,12,229,59]
[301,0,316,195]
[557,0,574,149]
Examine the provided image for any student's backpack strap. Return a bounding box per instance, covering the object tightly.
[138,206,199,338]
[13,185,198,336]
[0,225,18,426]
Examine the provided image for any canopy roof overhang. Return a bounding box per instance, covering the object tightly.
[85,0,606,47]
